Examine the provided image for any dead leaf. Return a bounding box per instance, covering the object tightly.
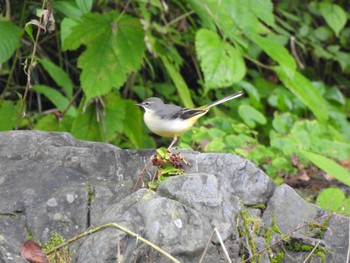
[21,240,49,263]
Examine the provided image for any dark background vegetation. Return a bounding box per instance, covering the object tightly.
[0,0,349,214]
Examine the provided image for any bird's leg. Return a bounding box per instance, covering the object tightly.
[167,135,177,151]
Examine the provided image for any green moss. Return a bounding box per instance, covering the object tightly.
[86,181,94,206]
[27,230,34,241]
[247,204,267,210]
[239,208,264,262]
[308,215,332,239]
[43,232,70,263]
[270,250,285,263]
[286,242,328,263]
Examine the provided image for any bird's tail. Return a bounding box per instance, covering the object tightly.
[206,91,244,109]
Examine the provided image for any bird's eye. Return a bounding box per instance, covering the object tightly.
[144,102,150,106]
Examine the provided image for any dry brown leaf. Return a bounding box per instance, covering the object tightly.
[21,240,49,263]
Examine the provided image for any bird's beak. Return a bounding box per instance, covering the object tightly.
[135,103,142,106]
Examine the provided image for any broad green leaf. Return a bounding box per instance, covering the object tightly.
[159,55,193,108]
[40,60,73,98]
[225,0,275,30]
[0,100,18,130]
[238,104,266,128]
[32,85,77,117]
[60,18,79,47]
[275,67,328,123]
[272,113,296,135]
[76,0,93,14]
[123,100,143,148]
[251,34,296,75]
[319,2,347,37]
[316,188,345,212]
[63,12,145,100]
[103,93,126,141]
[325,87,345,105]
[24,23,34,42]
[205,138,226,152]
[0,20,21,63]
[34,114,73,132]
[196,29,246,90]
[70,102,100,141]
[299,149,350,186]
[53,1,83,18]
[186,1,216,31]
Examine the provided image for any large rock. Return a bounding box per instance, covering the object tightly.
[0,131,348,262]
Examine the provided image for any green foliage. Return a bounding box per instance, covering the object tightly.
[62,12,145,101]
[148,147,185,190]
[316,188,350,216]
[195,29,246,90]
[0,20,21,64]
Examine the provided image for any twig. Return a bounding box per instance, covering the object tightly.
[199,228,215,263]
[133,156,154,191]
[60,89,82,117]
[290,36,304,69]
[199,228,232,263]
[46,222,180,263]
[244,55,273,70]
[16,0,48,129]
[346,217,350,263]
[302,241,320,263]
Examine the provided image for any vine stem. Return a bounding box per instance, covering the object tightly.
[46,222,181,263]
[15,0,47,129]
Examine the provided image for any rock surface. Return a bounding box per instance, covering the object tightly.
[0,130,348,262]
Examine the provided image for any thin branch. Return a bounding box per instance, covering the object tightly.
[46,222,181,263]
[16,0,48,129]
[302,241,320,263]
[199,228,232,263]
[244,55,273,70]
[346,217,350,263]
[133,156,154,191]
[290,36,304,69]
[60,89,82,117]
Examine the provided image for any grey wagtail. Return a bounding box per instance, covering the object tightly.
[135,91,244,148]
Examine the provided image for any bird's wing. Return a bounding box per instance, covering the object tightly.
[170,108,207,120]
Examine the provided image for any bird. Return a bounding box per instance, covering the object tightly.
[135,91,244,149]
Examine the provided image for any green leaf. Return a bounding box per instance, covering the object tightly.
[159,55,193,108]
[319,2,347,37]
[196,29,246,90]
[238,104,267,128]
[76,0,93,14]
[275,67,328,123]
[34,114,60,131]
[63,12,145,100]
[272,113,296,135]
[324,87,345,105]
[103,93,126,141]
[123,99,143,148]
[0,100,18,130]
[53,1,83,18]
[157,147,170,159]
[70,102,100,141]
[316,188,345,212]
[299,149,350,186]
[24,23,34,42]
[60,18,79,47]
[205,138,226,152]
[229,0,275,31]
[250,34,296,75]
[0,20,21,63]
[40,60,74,98]
[32,85,77,117]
